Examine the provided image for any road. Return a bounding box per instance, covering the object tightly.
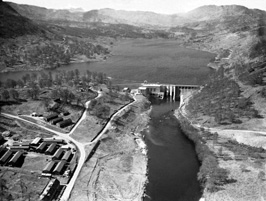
[1,91,137,201]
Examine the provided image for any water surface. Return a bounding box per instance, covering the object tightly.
[143,99,201,201]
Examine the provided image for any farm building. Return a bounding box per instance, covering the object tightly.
[57,119,72,128]
[45,143,57,155]
[0,147,6,158]
[31,137,42,146]
[44,113,58,122]
[8,151,23,166]
[43,138,65,144]
[52,148,64,160]
[39,178,60,201]
[13,142,30,146]
[42,161,57,174]
[53,160,67,175]
[9,145,29,151]
[36,142,47,153]
[61,150,72,162]
[50,117,63,125]
[0,150,12,165]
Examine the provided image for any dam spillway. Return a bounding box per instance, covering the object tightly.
[139,83,200,101]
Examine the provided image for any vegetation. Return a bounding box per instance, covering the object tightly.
[187,71,261,124]
[178,113,233,193]
[0,36,109,70]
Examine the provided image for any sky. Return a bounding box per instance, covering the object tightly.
[6,0,266,14]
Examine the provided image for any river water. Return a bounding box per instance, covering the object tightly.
[143,98,201,201]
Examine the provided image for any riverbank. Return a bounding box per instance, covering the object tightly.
[69,94,150,201]
[176,91,266,201]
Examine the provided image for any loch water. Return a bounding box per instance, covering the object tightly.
[143,98,201,201]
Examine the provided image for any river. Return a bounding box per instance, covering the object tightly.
[143,98,201,201]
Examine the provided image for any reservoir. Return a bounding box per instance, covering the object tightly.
[0,39,215,85]
[143,98,201,201]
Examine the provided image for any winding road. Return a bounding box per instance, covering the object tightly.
[1,92,138,201]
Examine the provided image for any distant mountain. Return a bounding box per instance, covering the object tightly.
[68,8,84,13]
[0,1,44,38]
[6,2,266,31]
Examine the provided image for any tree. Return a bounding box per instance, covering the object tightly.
[1,90,10,101]
[95,105,110,119]
[16,79,24,88]
[27,84,40,100]
[74,69,80,79]
[51,89,60,100]
[9,89,19,100]
[5,79,17,88]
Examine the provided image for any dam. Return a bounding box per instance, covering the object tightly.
[138,83,200,101]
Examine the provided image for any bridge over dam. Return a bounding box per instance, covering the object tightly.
[138,83,200,101]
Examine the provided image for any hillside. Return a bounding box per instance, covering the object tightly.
[0,1,111,72]
[0,1,44,38]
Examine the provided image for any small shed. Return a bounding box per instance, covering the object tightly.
[52,148,64,160]
[0,147,6,158]
[9,145,29,151]
[45,143,57,155]
[36,142,47,153]
[50,117,63,125]
[57,119,72,128]
[31,137,42,146]
[13,142,30,146]
[43,138,65,144]
[44,113,58,122]
[8,151,23,166]
[39,178,60,201]
[53,160,67,175]
[42,161,57,174]
[0,150,12,165]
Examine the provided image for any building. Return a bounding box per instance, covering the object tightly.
[9,145,29,151]
[13,142,30,146]
[61,150,72,162]
[44,113,58,122]
[0,147,6,158]
[138,86,147,95]
[0,150,12,165]
[45,143,57,155]
[36,142,47,153]
[42,161,57,174]
[43,138,65,144]
[52,148,64,160]
[39,178,60,201]
[50,117,63,125]
[57,119,72,128]
[53,160,66,175]
[31,137,42,146]
[8,151,23,166]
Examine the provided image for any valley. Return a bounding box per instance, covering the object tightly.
[1,0,266,201]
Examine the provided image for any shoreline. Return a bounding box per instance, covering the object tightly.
[175,89,266,201]
[0,54,110,73]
